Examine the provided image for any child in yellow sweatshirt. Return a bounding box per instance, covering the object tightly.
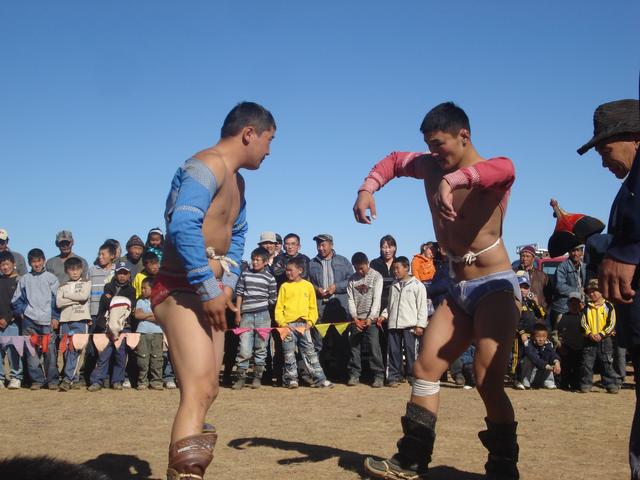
[275,257,332,389]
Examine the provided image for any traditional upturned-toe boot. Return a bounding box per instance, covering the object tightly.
[364,403,436,479]
[478,418,519,480]
[167,432,217,480]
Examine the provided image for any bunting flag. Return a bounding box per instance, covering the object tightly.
[59,334,74,354]
[333,322,350,335]
[313,323,331,337]
[232,327,251,336]
[30,334,51,353]
[255,328,271,341]
[0,320,362,354]
[72,334,90,350]
[276,328,290,341]
[92,334,110,353]
[124,333,141,350]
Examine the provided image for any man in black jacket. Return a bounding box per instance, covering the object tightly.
[578,97,640,478]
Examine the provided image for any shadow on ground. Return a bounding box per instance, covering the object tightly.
[84,453,161,480]
[228,436,482,479]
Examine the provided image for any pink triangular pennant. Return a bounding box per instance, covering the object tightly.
[294,326,307,335]
[92,334,110,353]
[0,337,10,347]
[232,328,251,336]
[72,334,90,350]
[333,322,349,335]
[23,336,34,356]
[7,336,24,357]
[314,323,330,338]
[255,328,271,341]
[276,328,290,341]
[124,333,140,350]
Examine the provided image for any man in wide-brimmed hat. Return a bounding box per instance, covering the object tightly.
[578,97,640,478]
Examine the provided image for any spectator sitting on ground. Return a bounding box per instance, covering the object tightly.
[521,323,560,390]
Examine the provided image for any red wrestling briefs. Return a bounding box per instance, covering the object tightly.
[151,269,224,309]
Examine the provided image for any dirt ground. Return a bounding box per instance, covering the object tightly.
[0,376,634,480]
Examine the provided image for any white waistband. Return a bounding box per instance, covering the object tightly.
[447,238,502,266]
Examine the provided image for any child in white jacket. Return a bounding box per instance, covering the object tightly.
[56,257,91,391]
[378,256,427,386]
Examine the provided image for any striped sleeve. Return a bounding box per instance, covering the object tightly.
[603,302,616,336]
[358,152,428,194]
[167,158,221,302]
[443,157,515,191]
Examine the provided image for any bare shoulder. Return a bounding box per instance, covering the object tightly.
[193,149,227,187]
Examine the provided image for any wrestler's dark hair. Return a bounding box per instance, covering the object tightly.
[351,252,369,266]
[420,102,470,136]
[142,251,159,264]
[532,323,549,334]
[64,257,83,271]
[380,235,397,253]
[141,276,153,288]
[251,247,270,263]
[392,256,410,269]
[221,102,276,138]
[0,251,15,264]
[286,256,305,270]
[27,248,45,262]
[284,233,300,244]
[98,242,116,257]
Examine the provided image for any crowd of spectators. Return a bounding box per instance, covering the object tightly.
[0,227,630,394]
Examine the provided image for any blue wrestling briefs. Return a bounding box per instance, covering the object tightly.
[448,269,522,316]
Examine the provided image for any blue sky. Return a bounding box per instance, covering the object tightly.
[1,1,638,264]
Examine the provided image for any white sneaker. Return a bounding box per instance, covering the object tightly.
[164,381,177,390]
[463,385,473,390]
[122,379,131,389]
[514,382,526,390]
[7,379,21,390]
[544,383,557,390]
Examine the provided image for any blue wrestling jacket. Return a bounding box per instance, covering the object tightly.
[164,157,247,302]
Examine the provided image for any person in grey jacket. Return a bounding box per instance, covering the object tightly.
[379,256,427,386]
[11,248,60,389]
[549,245,586,345]
[308,234,354,379]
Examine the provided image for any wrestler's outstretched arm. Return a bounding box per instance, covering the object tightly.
[353,151,427,224]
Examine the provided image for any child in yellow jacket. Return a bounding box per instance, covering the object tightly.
[579,279,620,394]
[275,257,332,389]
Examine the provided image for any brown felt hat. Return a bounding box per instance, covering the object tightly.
[577,99,640,155]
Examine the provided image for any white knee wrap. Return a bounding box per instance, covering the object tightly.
[412,379,440,397]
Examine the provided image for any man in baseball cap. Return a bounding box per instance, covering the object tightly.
[46,230,89,284]
[0,229,27,276]
[257,232,278,269]
[578,97,640,476]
